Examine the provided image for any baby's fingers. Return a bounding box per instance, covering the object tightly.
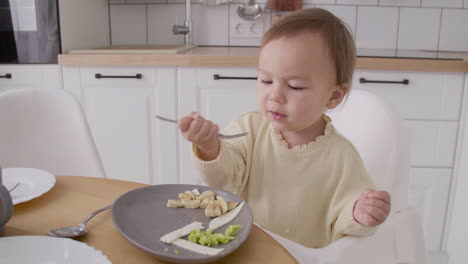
[366,198,391,215]
[178,115,195,133]
[364,204,388,225]
[368,190,391,206]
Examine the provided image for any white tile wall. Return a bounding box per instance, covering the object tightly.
[191,4,229,46]
[337,0,378,5]
[147,4,185,45]
[380,0,421,6]
[303,0,335,4]
[422,0,463,8]
[356,6,399,49]
[315,5,357,37]
[109,1,468,51]
[439,9,468,51]
[110,5,147,45]
[398,8,441,50]
[127,0,165,3]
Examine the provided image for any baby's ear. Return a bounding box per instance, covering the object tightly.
[326,83,349,109]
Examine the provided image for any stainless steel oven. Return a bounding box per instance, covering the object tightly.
[0,0,60,63]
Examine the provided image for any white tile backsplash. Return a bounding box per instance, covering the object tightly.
[316,5,357,37]
[356,6,399,49]
[439,9,468,51]
[379,0,421,6]
[422,0,463,8]
[110,5,147,45]
[147,4,185,45]
[303,0,335,4]
[398,8,441,50]
[337,0,378,5]
[108,1,468,51]
[127,0,165,3]
[191,4,229,46]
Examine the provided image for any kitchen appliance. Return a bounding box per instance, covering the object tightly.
[0,0,60,63]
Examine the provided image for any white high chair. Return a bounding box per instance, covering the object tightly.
[262,89,426,264]
[0,88,106,178]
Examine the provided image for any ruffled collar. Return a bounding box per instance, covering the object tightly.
[270,115,333,153]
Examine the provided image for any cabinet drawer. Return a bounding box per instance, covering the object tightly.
[409,167,451,251]
[0,65,61,90]
[79,67,157,88]
[197,67,258,89]
[354,70,464,121]
[198,67,258,129]
[406,120,458,167]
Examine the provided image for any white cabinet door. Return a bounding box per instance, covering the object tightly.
[354,70,464,121]
[62,66,178,184]
[409,168,452,252]
[0,65,62,92]
[406,120,458,167]
[177,67,258,184]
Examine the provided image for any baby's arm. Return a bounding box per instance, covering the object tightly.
[178,112,220,160]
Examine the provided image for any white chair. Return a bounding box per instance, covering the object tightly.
[262,89,425,264]
[0,88,106,178]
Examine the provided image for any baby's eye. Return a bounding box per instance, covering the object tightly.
[288,84,304,90]
[261,79,273,85]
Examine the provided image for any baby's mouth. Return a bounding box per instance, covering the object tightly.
[269,111,287,120]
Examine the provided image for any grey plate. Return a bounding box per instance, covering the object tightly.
[112,184,253,263]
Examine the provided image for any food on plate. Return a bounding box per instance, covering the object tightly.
[209,202,245,230]
[166,189,241,218]
[171,238,224,256]
[187,224,241,247]
[224,224,241,237]
[160,221,204,244]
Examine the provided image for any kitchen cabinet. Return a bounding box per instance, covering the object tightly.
[354,70,464,260]
[176,66,465,262]
[177,67,258,184]
[61,64,464,262]
[62,66,178,184]
[0,65,62,92]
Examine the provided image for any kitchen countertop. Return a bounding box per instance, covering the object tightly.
[58,47,468,73]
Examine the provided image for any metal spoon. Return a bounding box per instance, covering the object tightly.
[237,0,262,21]
[48,204,112,238]
[8,182,20,193]
[155,115,248,139]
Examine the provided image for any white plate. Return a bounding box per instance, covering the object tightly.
[2,168,56,205]
[0,236,111,263]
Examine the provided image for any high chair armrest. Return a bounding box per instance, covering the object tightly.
[261,207,425,264]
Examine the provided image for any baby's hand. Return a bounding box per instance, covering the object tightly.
[353,189,391,227]
[178,112,220,160]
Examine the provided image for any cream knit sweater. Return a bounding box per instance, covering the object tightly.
[192,111,376,248]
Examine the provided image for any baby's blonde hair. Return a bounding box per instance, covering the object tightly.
[262,8,356,87]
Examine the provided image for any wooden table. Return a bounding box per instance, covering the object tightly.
[5,176,297,264]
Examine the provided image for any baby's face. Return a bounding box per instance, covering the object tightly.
[257,32,341,135]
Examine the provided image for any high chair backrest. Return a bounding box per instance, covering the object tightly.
[0,88,106,178]
[327,89,410,213]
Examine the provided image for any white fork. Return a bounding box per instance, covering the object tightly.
[155,115,248,139]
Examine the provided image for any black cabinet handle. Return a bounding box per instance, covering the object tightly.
[0,74,12,79]
[95,73,142,79]
[213,74,257,80]
[360,78,409,85]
